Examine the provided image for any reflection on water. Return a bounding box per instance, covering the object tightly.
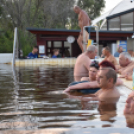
[0,64,133,133]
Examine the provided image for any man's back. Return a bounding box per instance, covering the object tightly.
[74,53,91,81]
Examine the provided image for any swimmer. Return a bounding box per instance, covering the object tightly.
[65,68,120,102]
[81,60,99,81]
[103,46,117,66]
[74,45,98,82]
[117,52,134,79]
[64,61,123,92]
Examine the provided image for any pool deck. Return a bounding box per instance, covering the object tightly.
[15,58,77,66]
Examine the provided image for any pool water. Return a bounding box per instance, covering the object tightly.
[0,64,133,134]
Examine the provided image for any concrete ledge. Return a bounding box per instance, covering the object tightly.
[15,58,77,66]
[15,57,134,66]
[0,53,13,64]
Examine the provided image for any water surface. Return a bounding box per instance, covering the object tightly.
[0,64,133,134]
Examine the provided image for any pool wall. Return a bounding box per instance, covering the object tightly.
[15,57,134,66]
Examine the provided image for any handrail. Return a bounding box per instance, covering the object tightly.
[83,26,99,56]
[12,27,18,67]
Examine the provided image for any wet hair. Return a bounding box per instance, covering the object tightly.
[105,68,117,84]
[99,60,116,70]
[120,52,131,61]
[87,45,97,52]
[90,60,99,70]
[34,46,38,49]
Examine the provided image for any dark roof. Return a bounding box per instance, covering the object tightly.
[89,30,134,34]
[26,28,80,33]
[26,27,80,36]
[107,8,134,19]
[89,30,133,41]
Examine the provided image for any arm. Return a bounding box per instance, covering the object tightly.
[64,81,100,92]
[125,75,132,81]
[81,77,90,81]
[64,82,92,92]
[78,12,83,32]
[113,58,118,65]
[115,78,123,86]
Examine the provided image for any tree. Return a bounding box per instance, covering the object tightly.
[77,0,105,20]
[0,0,105,55]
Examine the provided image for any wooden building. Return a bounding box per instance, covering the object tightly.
[27,28,82,58]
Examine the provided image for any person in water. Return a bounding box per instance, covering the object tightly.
[124,91,134,115]
[52,49,59,58]
[124,91,134,128]
[81,60,99,81]
[74,45,98,82]
[65,68,121,102]
[27,46,38,59]
[117,52,134,80]
[103,46,117,66]
[64,61,123,92]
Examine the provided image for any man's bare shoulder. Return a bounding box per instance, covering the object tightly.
[78,53,90,59]
[101,88,120,98]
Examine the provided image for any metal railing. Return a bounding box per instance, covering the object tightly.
[12,27,18,67]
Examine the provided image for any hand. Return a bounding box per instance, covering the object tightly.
[125,75,132,81]
[119,75,126,78]
[64,87,71,92]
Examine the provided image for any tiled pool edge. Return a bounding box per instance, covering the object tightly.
[15,58,77,66]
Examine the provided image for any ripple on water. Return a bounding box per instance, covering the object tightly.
[0,64,133,133]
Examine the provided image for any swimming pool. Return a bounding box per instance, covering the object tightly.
[0,64,133,134]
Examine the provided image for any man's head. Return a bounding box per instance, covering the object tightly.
[99,60,116,70]
[97,68,117,89]
[53,49,59,56]
[118,46,123,53]
[33,46,38,54]
[87,45,98,59]
[74,6,81,14]
[89,61,99,81]
[119,52,131,67]
[103,46,111,56]
[124,91,134,115]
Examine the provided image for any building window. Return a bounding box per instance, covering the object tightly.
[101,22,107,30]
[48,41,51,47]
[121,12,133,31]
[64,42,71,57]
[108,17,120,30]
[54,41,62,48]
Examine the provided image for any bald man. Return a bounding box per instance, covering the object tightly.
[74,6,91,52]
[74,45,98,82]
